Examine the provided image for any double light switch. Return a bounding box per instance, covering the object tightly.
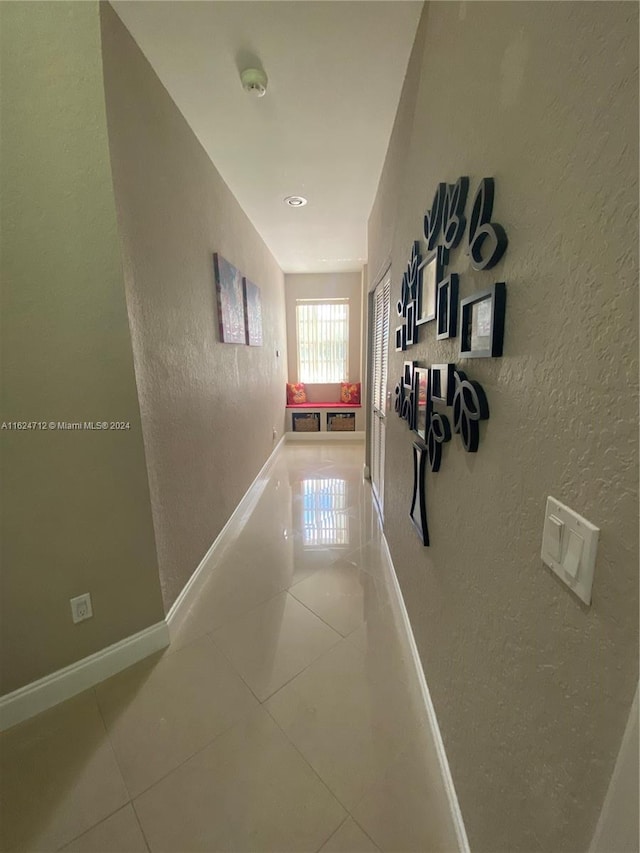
[541,497,599,605]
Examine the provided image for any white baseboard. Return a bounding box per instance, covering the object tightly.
[0,620,169,732]
[285,431,365,442]
[166,435,287,628]
[379,534,470,853]
[0,437,289,733]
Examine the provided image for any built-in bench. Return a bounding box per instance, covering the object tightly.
[286,383,363,436]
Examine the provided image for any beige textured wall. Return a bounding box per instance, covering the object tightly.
[368,3,639,852]
[285,272,363,384]
[101,4,288,611]
[0,2,164,694]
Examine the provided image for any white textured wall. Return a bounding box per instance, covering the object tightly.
[368,3,638,851]
[101,4,288,611]
[0,2,164,694]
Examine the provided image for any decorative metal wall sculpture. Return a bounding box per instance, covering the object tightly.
[410,442,429,545]
[467,178,508,270]
[426,410,452,473]
[442,177,470,250]
[395,242,423,349]
[401,389,414,428]
[394,381,405,414]
[392,175,508,545]
[423,182,448,251]
[452,369,490,452]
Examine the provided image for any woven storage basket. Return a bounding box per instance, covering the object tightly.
[328,415,355,432]
[293,414,320,432]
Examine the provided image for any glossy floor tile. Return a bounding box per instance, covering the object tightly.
[211,591,341,700]
[0,442,459,852]
[134,707,346,853]
[60,806,147,853]
[0,692,128,852]
[318,818,380,853]
[265,637,425,812]
[289,559,390,637]
[95,635,258,797]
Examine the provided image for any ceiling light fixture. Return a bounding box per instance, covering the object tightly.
[284,196,308,207]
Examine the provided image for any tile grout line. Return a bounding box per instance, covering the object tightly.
[91,640,260,804]
[207,590,345,704]
[130,798,152,852]
[286,588,355,639]
[311,814,350,853]
[54,804,133,852]
[263,696,389,853]
[51,688,135,851]
[261,701,354,844]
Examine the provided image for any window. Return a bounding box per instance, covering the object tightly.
[296,299,349,383]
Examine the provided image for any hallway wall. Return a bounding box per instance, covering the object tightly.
[368,3,639,852]
[101,4,288,611]
[0,2,164,694]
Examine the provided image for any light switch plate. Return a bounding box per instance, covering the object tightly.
[541,496,599,605]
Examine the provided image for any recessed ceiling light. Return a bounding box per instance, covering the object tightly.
[284,196,307,207]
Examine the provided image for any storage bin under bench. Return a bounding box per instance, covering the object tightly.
[286,402,362,432]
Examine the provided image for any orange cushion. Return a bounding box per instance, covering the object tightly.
[287,383,307,404]
[340,382,361,404]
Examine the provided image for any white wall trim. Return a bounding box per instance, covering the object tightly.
[0,437,291,733]
[379,534,470,853]
[0,620,169,732]
[166,435,286,627]
[285,431,365,442]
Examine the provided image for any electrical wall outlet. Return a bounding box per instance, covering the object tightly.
[70,593,93,624]
[272,427,277,440]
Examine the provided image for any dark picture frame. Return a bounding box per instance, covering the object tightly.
[459,282,506,358]
[395,325,407,352]
[430,363,455,405]
[436,273,459,340]
[403,361,417,390]
[405,301,417,346]
[412,367,430,441]
[410,441,429,546]
[417,246,448,326]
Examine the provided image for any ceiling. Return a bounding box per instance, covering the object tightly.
[111,1,423,273]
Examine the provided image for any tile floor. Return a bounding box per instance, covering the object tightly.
[0,442,459,853]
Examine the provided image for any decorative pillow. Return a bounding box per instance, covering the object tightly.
[287,382,307,405]
[340,382,361,404]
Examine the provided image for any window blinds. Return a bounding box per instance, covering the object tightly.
[296,300,349,383]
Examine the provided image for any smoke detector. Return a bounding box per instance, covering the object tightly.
[240,68,268,98]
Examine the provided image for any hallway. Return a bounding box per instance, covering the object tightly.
[0,441,458,853]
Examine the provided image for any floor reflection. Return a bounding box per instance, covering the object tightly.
[300,478,350,547]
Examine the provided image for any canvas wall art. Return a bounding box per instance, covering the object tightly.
[243,278,263,346]
[213,253,246,344]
